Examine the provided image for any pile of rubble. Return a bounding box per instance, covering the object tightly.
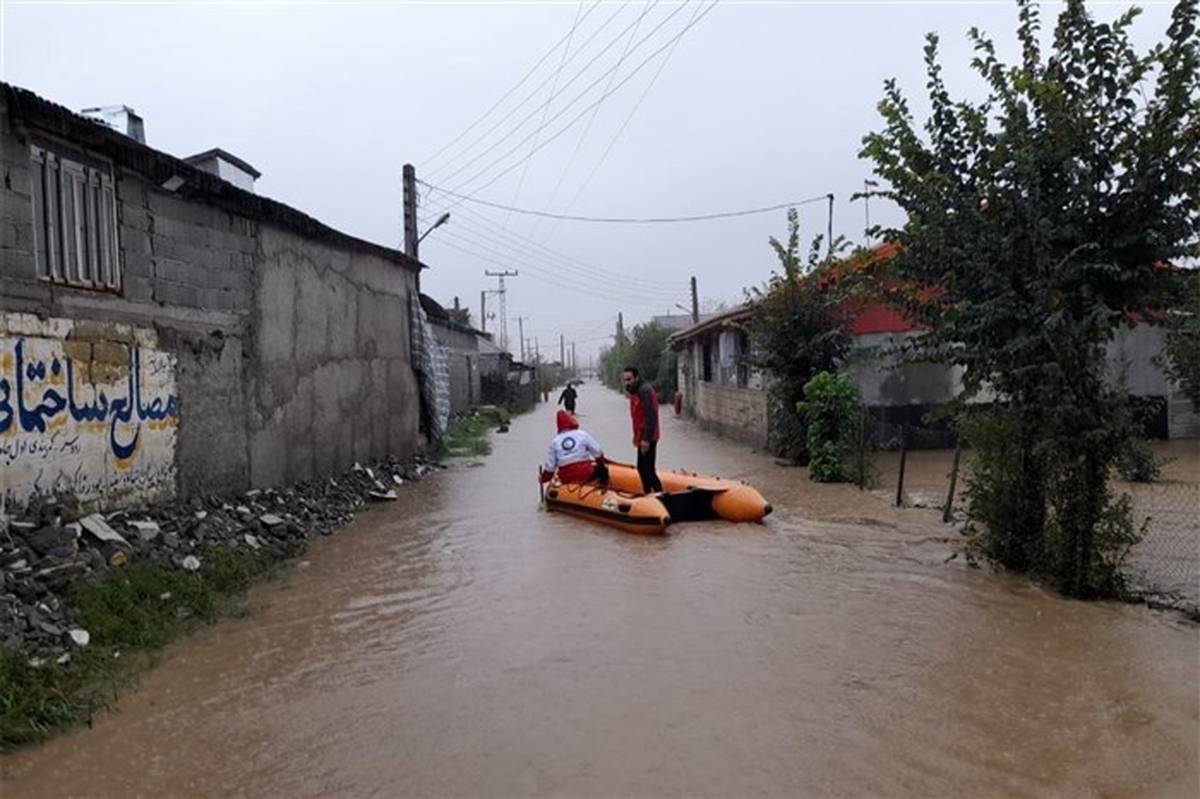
[0,454,443,658]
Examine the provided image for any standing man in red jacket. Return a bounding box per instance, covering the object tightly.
[621,366,663,494]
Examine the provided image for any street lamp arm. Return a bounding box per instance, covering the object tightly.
[415,211,448,245]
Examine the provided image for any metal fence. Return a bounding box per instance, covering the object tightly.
[875,433,1199,617]
[1123,480,1199,615]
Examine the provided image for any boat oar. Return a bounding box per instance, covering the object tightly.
[537,466,546,508]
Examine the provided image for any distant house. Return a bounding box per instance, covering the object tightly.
[651,313,714,333]
[669,243,1198,448]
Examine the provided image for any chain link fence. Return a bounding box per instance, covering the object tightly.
[1122,476,1199,616]
[871,433,1198,617]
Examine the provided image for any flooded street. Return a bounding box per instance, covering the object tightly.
[4,384,1197,798]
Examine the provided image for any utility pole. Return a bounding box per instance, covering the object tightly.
[403,164,419,290]
[484,269,518,353]
[517,316,526,362]
[535,337,540,361]
[480,291,487,333]
[560,334,565,367]
[616,313,624,346]
[690,277,700,324]
[827,193,835,260]
[571,341,576,375]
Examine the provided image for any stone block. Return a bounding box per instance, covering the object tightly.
[0,247,38,280]
[119,205,152,234]
[121,247,153,281]
[116,175,147,206]
[154,280,201,309]
[153,256,198,287]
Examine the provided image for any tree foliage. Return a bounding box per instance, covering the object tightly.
[798,371,866,482]
[599,322,676,402]
[744,208,856,461]
[1161,271,1200,411]
[860,0,1197,596]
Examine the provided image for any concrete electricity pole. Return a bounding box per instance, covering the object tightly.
[402,163,418,290]
[484,270,518,353]
[517,316,526,362]
[560,334,565,367]
[690,276,699,323]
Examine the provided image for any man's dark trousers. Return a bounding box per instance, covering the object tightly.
[637,441,663,494]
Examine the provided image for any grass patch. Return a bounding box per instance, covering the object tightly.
[441,414,494,458]
[0,548,276,751]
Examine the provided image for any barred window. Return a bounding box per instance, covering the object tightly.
[30,145,120,290]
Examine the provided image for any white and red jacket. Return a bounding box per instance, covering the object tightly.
[541,410,605,484]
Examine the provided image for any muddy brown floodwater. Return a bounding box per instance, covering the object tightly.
[3,385,1197,798]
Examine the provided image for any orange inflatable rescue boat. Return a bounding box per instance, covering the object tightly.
[543,482,671,535]
[605,461,772,523]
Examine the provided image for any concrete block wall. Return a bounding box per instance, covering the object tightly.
[247,228,419,488]
[0,85,423,508]
[694,382,768,447]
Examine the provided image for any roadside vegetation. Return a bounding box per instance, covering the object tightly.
[856,0,1197,597]
[1,549,275,750]
[599,322,677,402]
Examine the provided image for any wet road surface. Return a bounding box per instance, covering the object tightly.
[4,384,1197,797]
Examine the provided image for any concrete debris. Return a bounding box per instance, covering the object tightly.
[0,452,442,658]
[368,490,398,502]
[68,628,90,647]
[127,520,162,541]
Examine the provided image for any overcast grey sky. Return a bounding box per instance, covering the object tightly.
[1,0,1179,364]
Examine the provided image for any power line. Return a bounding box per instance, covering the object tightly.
[422,220,686,304]
[422,179,830,224]
[419,0,605,173]
[528,0,660,240]
[426,0,643,182]
[426,199,683,290]
[432,237,680,310]
[505,0,591,220]
[435,0,687,190]
[423,228,683,308]
[426,215,686,302]
[546,0,700,240]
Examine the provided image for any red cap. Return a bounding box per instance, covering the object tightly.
[556,410,579,432]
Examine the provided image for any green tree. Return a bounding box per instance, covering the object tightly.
[600,322,676,401]
[859,0,1197,596]
[1161,270,1200,412]
[798,371,867,483]
[744,208,856,461]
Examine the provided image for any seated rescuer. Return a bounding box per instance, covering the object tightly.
[540,410,610,485]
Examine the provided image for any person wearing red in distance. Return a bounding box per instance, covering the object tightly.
[539,410,610,485]
[621,366,663,494]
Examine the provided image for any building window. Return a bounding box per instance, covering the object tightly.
[702,339,714,382]
[30,145,120,290]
